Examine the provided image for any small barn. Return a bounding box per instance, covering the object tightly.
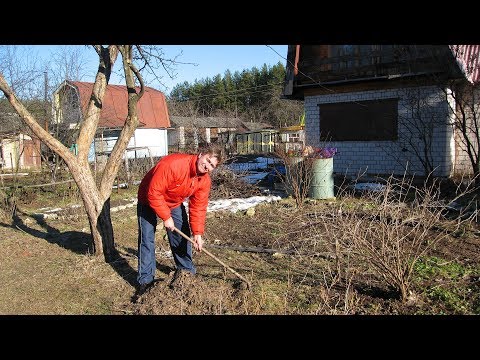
[235,122,277,155]
[52,80,170,162]
[0,112,41,171]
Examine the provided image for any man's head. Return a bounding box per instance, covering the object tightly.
[196,144,224,175]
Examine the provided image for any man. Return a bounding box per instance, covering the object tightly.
[136,144,224,294]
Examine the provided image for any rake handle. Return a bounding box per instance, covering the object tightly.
[173,226,251,289]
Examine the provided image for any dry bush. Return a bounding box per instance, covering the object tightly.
[0,189,11,222]
[209,165,262,200]
[323,174,478,302]
[263,172,479,308]
[274,148,313,208]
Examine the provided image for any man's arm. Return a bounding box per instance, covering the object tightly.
[188,176,211,236]
[147,162,174,223]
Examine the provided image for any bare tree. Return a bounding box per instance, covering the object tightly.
[0,45,155,262]
[447,82,480,180]
[392,86,446,179]
[0,46,44,99]
[434,46,480,182]
[379,45,480,181]
[423,45,480,182]
[168,100,205,152]
[42,46,90,181]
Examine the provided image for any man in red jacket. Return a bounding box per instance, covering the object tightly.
[136,144,224,294]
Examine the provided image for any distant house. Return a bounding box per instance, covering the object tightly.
[168,116,243,153]
[52,80,170,162]
[0,112,41,171]
[234,122,277,155]
[277,125,305,154]
[282,45,480,178]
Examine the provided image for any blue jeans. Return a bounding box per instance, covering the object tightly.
[137,203,195,286]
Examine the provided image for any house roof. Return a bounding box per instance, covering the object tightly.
[67,81,170,129]
[169,116,243,128]
[0,112,23,135]
[450,45,480,85]
[168,116,275,134]
[283,45,480,100]
[240,121,274,132]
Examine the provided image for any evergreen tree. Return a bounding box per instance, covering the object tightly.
[167,61,302,127]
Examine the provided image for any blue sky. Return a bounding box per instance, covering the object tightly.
[33,45,288,95]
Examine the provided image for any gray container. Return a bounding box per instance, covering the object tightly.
[309,158,335,199]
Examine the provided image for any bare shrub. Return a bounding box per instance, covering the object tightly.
[274,147,313,208]
[0,189,12,222]
[210,165,262,200]
[335,174,478,302]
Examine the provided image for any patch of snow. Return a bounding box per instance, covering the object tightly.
[226,157,280,173]
[354,183,386,192]
[242,171,268,184]
[206,195,282,213]
[44,208,63,213]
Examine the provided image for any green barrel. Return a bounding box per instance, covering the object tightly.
[309,158,335,199]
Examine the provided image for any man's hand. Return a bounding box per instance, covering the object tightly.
[164,217,175,232]
[193,234,204,252]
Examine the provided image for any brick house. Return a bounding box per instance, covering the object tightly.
[282,45,480,178]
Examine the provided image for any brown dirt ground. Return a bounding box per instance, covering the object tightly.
[2,172,480,315]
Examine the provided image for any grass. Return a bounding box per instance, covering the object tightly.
[2,172,480,315]
[412,256,480,314]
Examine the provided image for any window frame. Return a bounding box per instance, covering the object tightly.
[318,98,399,141]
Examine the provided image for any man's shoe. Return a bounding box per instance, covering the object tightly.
[137,281,154,296]
[169,269,193,289]
[131,281,154,303]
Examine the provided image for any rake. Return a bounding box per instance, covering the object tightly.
[173,226,251,290]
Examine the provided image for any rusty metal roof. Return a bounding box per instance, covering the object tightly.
[169,116,243,128]
[450,45,480,85]
[68,81,170,129]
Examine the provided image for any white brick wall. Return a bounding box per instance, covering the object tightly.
[451,87,480,175]
[304,86,454,177]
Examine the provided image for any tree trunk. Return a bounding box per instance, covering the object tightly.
[87,197,117,262]
[1,45,143,264]
[69,164,117,262]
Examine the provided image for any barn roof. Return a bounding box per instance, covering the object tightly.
[450,45,480,85]
[67,81,170,129]
[169,116,243,128]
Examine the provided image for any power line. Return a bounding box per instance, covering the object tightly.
[266,45,335,94]
[266,45,368,108]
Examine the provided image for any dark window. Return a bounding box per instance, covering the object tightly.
[319,98,398,141]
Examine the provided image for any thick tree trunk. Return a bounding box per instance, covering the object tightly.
[86,197,117,262]
[1,46,140,264]
[70,165,117,262]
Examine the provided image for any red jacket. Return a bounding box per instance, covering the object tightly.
[137,153,211,235]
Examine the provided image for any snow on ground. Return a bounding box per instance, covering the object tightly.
[225,156,279,172]
[36,156,283,217]
[353,183,386,192]
[206,195,281,212]
[225,156,281,185]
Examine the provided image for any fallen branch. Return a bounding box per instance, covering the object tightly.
[0,179,75,190]
[207,243,335,259]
